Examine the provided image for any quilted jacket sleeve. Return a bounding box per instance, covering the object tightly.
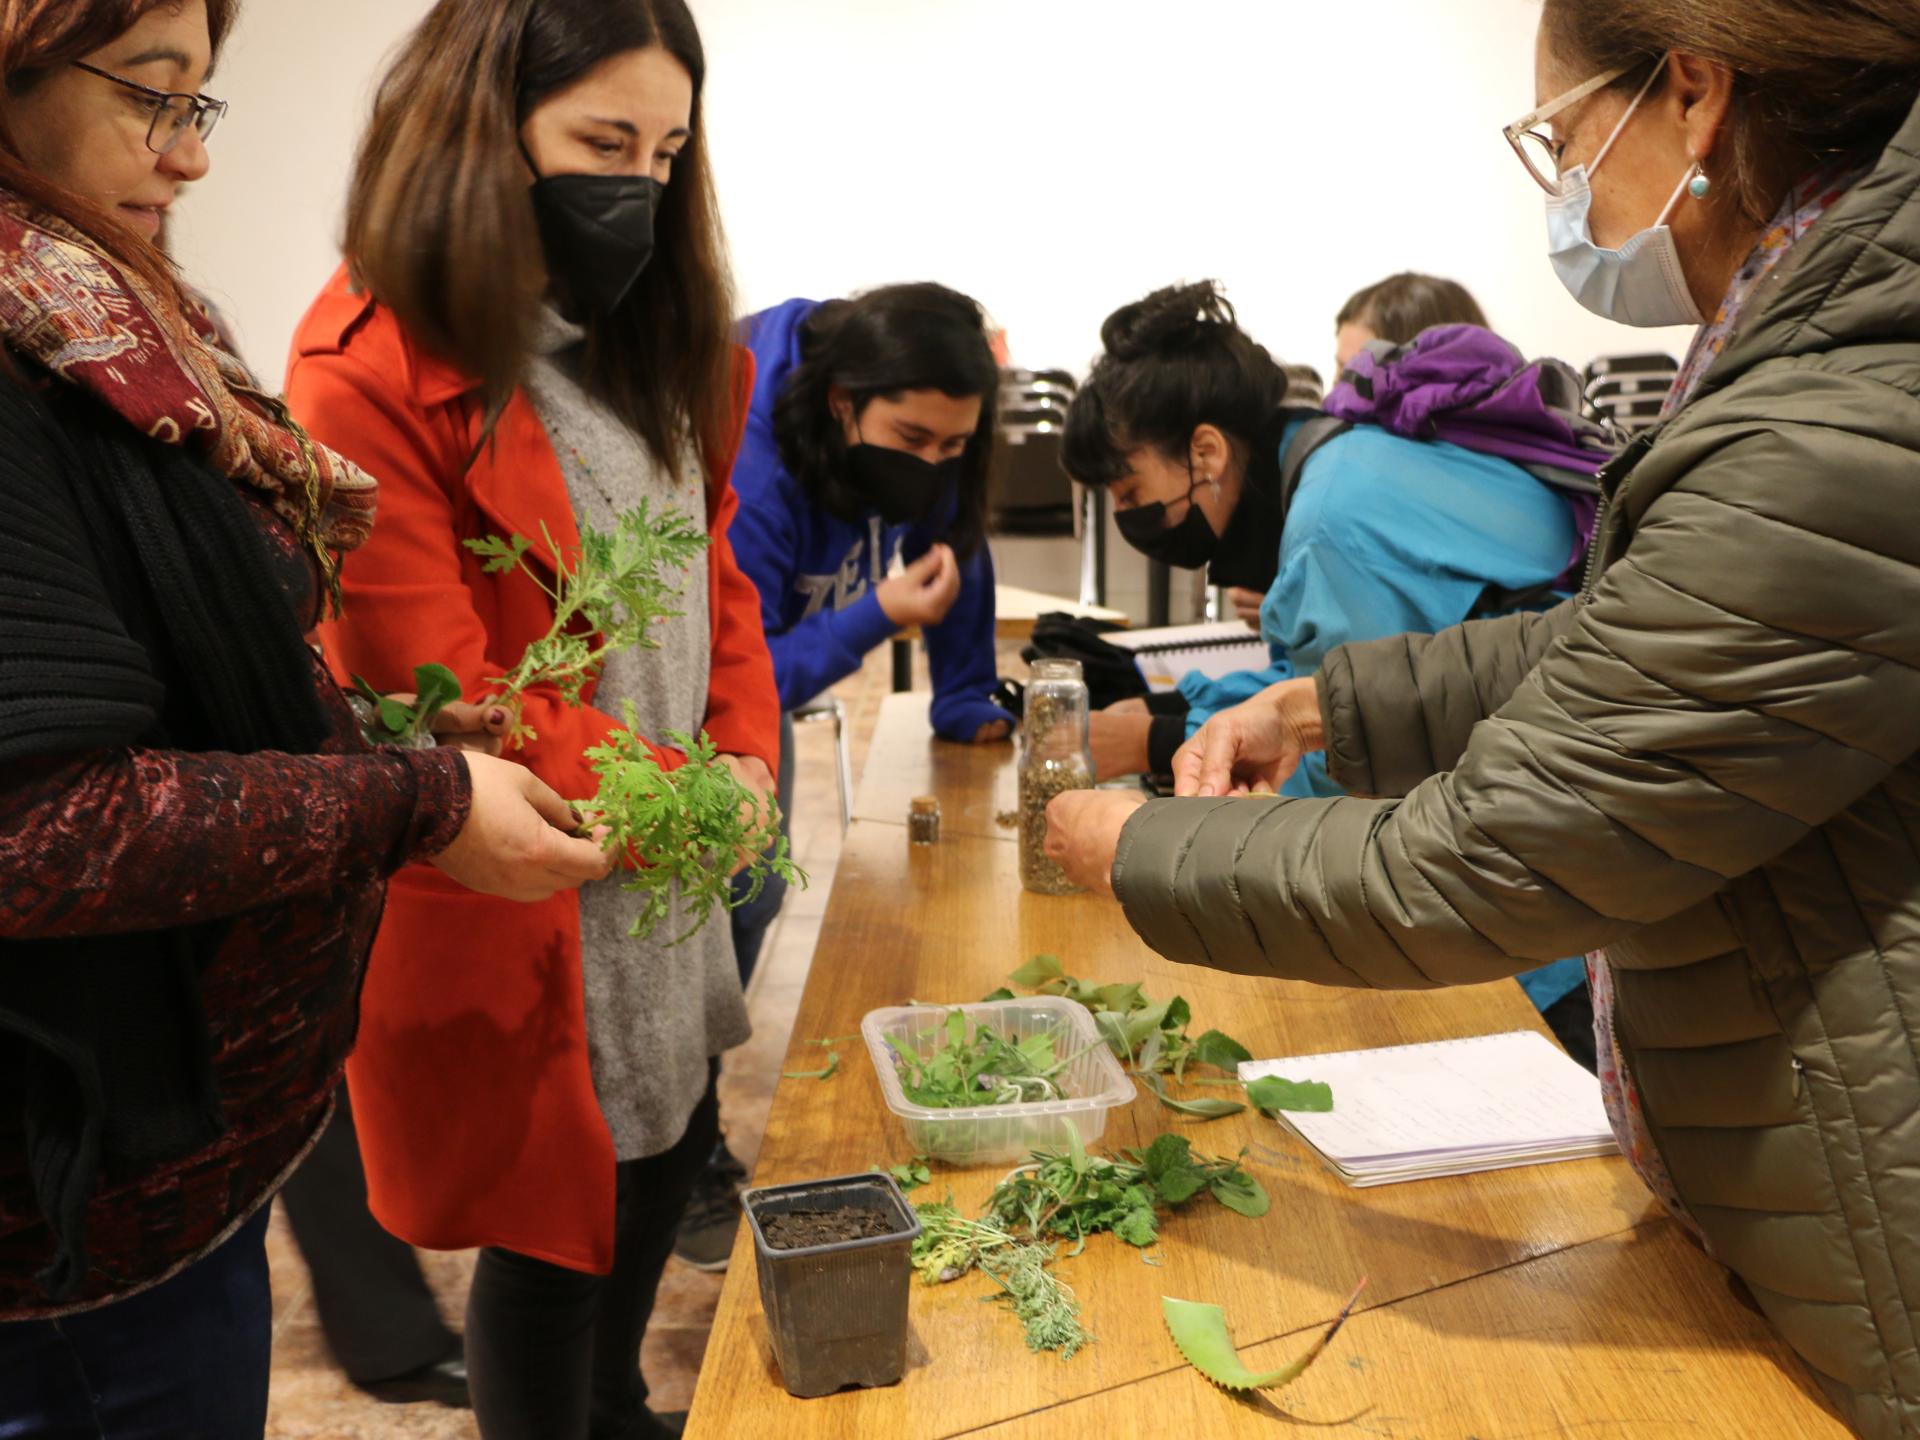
[1112,376,1920,986]
[1316,603,1576,798]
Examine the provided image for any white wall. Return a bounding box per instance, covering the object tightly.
[173,0,1694,387]
[169,0,436,379]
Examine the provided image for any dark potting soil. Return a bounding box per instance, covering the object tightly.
[760,1206,899,1250]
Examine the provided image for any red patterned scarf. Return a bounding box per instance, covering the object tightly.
[0,192,376,605]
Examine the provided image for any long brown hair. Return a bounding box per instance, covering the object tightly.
[1542,0,1920,223]
[0,0,237,314]
[345,0,736,476]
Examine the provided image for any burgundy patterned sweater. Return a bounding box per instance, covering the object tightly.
[0,434,471,1318]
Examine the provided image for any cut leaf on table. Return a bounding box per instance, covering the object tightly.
[783,1051,839,1081]
[1141,1073,1246,1122]
[1163,1279,1366,1392]
[1248,1075,1335,1114]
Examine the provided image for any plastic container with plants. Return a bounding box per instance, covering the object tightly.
[861,998,1136,1164]
[352,502,803,941]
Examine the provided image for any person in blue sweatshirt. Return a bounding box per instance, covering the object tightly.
[725,285,1008,968]
[1061,281,1601,1068]
[677,285,1012,1274]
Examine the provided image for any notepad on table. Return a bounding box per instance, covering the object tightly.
[1238,1030,1617,1187]
[1105,621,1271,693]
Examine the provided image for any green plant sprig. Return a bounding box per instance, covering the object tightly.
[348,662,464,747]
[987,1131,1269,1253]
[911,1200,1091,1359]
[1005,956,1256,1116]
[884,1008,1102,1110]
[464,501,708,746]
[583,720,803,945]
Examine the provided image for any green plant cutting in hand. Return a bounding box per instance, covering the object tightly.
[350,661,465,747]
[368,502,804,943]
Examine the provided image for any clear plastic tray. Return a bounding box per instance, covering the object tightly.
[861,997,1137,1165]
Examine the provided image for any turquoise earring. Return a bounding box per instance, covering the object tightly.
[1689,170,1712,200]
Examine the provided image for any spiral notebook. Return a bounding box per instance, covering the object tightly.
[1238,1030,1617,1187]
[1106,621,1271,693]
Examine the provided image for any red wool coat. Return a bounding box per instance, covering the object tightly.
[287,267,779,1272]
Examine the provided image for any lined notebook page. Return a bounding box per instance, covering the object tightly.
[1240,1031,1614,1172]
[1106,621,1271,693]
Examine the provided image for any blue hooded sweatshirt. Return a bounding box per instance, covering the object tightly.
[730,299,1003,742]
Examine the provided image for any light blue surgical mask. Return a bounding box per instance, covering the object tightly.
[1548,162,1703,328]
[1540,58,1705,328]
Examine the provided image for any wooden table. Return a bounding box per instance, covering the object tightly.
[685,697,1846,1439]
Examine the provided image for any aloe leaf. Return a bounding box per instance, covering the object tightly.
[1162,1281,1366,1392]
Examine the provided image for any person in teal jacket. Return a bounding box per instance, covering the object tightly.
[1175,417,1575,798]
[1063,281,1594,1056]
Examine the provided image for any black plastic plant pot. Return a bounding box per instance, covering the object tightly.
[742,1171,923,1399]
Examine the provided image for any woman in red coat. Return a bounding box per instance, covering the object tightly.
[285,2,779,1436]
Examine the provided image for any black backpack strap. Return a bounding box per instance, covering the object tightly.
[1277,415,1355,522]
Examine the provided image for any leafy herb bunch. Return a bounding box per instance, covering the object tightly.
[990,1131,1269,1251]
[466,502,708,744]
[910,1203,1091,1360]
[885,1009,1098,1110]
[996,956,1332,1118]
[356,502,803,943]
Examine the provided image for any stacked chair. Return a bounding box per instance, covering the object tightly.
[989,367,1106,607]
[1583,352,1680,435]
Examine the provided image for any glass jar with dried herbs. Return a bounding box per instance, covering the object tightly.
[1017,659,1094,895]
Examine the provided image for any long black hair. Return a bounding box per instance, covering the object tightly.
[773,283,999,558]
[1061,281,1289,488]
[348,0,736,475]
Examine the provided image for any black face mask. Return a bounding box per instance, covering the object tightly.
[525,153,663,314]
[846,442,962,526]
[1115,473,1223,569]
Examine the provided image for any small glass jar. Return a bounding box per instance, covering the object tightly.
[908,796,941,845]
[1017,659,1095,895]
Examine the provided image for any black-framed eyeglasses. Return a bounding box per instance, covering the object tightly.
[70,60,228,156]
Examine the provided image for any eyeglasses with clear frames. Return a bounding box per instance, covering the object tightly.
[71,61,228,156]
[1502,59,1666,197]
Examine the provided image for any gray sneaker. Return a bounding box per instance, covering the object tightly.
[673,1143,748,1272]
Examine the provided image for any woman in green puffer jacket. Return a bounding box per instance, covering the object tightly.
[1044,2,1920,1434]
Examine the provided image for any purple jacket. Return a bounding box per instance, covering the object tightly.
[1326,324,1619,581]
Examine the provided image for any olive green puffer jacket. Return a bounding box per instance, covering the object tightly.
[1112,95,1920,1437]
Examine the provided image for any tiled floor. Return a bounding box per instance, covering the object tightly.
[263,633,1032,1435]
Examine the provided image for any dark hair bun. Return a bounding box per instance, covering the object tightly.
[1099,281,1237,362]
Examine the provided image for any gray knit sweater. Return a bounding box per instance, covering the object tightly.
[523,308,750,1162]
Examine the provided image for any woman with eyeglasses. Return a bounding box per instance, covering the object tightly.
[0,2,609,1437]
[1046,2,1920,1431]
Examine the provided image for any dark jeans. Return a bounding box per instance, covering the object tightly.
[465,1068,721,1440]
[0,1205,272,1440]
[278,1085,456,1383]
[727,710,797,989]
